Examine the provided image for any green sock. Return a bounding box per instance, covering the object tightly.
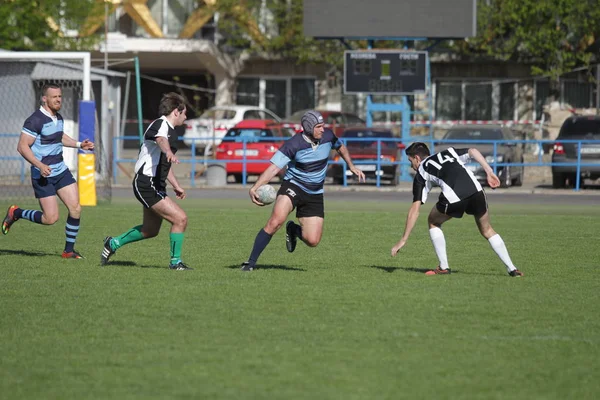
[170,232,185,265]
[112,225,145,251]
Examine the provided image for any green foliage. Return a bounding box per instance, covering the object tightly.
[0,0,99,51]
[464,0,600,79]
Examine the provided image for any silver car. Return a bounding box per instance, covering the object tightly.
[440,126,524,188]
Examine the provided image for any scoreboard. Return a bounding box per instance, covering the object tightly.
[344,50,428,95]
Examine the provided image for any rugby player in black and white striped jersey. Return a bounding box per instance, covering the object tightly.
[391,142,523,277]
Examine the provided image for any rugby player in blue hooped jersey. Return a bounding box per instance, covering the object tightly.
[2,83,94,259]
[240,110,366,271]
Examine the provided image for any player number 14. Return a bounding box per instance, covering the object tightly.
[425,153,455,170]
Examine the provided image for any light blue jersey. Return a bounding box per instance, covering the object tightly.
[270,130,341,194]
[22,107,68,179]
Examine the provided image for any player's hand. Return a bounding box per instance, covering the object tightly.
[391,239,407,257]
[81,139,94,151]
[174,187,186,200]
[249,186,265,206]
[350,167,366,183]
[39,164,52,177]
[167,152,179,164]
[487,173,500,189]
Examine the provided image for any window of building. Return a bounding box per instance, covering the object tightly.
[435,83,462,120]
[465,83,492,120]
[236,78,260,106]
[236,77,315,117]
[499,82,515,120]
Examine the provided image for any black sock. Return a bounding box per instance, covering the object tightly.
[248,229,273,267]
[293,223,303,240]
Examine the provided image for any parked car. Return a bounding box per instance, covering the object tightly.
[328,128,404,184]
[441,126,524,188]
[281,109,365,136]
[183,105,281,148]
[552,115,600,188]
[215,119,293,183]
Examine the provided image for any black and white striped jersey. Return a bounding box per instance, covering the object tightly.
[134,116,178,188]
[412,147,483,204]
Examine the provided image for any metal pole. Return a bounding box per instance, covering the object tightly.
[104,1,108,71]
[596,64,600,115]
[134,56,144,144]
[120,71,131,137]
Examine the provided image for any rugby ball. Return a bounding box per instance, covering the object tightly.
[256,184,277,205]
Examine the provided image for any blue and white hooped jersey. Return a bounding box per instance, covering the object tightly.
[21,107,67,179]
[270,129,341,194]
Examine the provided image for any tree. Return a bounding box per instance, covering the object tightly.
[0,0,99,51]
[462,0,600,81]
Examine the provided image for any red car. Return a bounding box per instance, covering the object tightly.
[215,120,293,183]
[281,109,365,136]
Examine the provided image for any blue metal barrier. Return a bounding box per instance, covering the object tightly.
[111,136,600,191]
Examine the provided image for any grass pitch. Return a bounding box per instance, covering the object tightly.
[0,197,599,399]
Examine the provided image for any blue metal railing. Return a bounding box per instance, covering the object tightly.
[112,135,600,191]
[4,133,599,191]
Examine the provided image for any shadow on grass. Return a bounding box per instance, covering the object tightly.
[0,248,56,257]
[104,260,138,267]
[369,265,461,274]
[226,264,306,272]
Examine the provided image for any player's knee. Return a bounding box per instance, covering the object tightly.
[70,203,82,216]
[43,213,59,225]
[265,218,284,233]
[303,235,320,247]
[143,229,159,239]
[177,213,188,229]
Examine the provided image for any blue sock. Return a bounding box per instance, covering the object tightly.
[248,229,273,267]
[64,216,80,253]
[14,208,43,224]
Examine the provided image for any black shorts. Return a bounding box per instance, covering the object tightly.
[277,180,324,218]
[133,174,167,208]
[31,169,76,198]
[436,190,488,219]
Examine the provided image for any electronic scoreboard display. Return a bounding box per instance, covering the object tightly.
[344,51,428,95]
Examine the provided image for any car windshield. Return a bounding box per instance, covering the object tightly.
[444,129,503,141]
[342,130,396,147]
[345,114,365,124]
[287,110,309,122]
[224,128,274,141]
[560,119,600,136]
[199,109,237,120]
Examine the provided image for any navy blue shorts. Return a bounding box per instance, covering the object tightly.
[31,169,77,199]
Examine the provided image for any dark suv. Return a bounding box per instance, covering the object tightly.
[552,116,600,188]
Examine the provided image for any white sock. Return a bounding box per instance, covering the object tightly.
[429,227,449,269]
[488,234,516,272]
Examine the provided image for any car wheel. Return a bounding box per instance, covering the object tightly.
[499,166,511,188]
[552,172,567,188]
[233,174,244,184]
[512,163,524,187]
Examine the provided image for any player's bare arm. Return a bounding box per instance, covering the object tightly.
[391,201,422,256]
[17,133,51,177]
[61,135,94,150]
[155,136,179,164]
[336,144,366,182]
[250,163,282,206]
[167,169,186,200]
[468,148,500,188]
